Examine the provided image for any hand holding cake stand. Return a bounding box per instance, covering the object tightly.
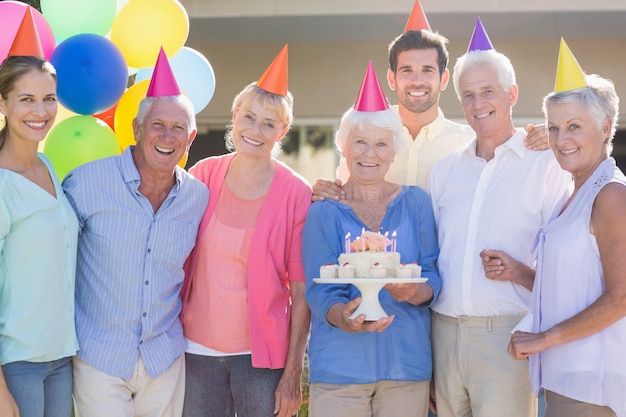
[313,277,428,321]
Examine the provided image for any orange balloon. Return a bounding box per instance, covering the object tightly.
[93,103,118,131]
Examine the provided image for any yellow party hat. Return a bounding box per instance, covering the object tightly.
[554,38,587,92]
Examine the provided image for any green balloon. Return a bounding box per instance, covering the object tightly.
[44,115,120,181]
[41,0,118,41]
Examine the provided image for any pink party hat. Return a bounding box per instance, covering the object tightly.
[354,61,389,112]
[554,38,587,92]
[467,17,494,52]
[404,0,431,32]
[257,44,288,96]
[146,47,181,97]
[8,8,44,58]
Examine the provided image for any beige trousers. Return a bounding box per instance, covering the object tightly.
[73,355,185,417]
[309,380,430,417]
[431,312,536,417]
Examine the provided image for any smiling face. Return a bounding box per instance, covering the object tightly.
[132,98,196,177]
[458,64,517,141]
[388,48,448,116]
[343,125,395,184]
[231,95,288,160]
[0,68,57,146]
[547,101,610,183]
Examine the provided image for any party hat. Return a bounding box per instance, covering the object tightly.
[404,0,431,32]
[354,61,389,112]
[257,44,288,96]
[467,17,494,52]
[554,38,587,92]
[8,8,44,58]
[147,47,181,97]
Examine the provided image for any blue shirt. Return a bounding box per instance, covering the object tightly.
[303,186,441,384]
[0,154,78,365]
[63,147,208,379]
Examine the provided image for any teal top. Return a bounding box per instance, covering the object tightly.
[0,153,79,364]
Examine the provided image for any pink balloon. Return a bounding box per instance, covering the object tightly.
[0,1,56,62]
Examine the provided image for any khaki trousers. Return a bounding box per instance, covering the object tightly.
[73,355,185,417]
[431,312,536,417]
[309,380,429,417]
[544,390,617,417]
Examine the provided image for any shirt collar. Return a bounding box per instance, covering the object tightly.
[392,105,448,142]
[462,129,527,160]
[119,146,183,192]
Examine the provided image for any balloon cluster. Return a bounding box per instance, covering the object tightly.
[0,0,216,179]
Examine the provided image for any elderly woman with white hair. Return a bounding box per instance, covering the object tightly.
[303,63,441,417]
[494,42,626,417]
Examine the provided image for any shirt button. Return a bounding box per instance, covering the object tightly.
[145,281,149,285]
[147,249,152,253]
[143,312,147,317]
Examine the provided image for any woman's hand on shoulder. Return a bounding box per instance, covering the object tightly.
[327,298,393,332]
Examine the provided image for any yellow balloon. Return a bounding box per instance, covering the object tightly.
[110,0,189,68]
[178,152,188,169]
[114,79,149,150]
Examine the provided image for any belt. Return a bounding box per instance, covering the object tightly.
[431,311,526,331]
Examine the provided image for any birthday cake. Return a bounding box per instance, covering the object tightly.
[319,231,421,279]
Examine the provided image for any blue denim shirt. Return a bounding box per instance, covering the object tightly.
[63,147,208,379]
[303,186,441,384]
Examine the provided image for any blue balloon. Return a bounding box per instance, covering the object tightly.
[136,46,215,114]
[51,34,128,115]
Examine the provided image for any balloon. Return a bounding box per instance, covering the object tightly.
[44,115,121,181]
[136,47,216,114]
[110,0,189,68]
[93,103,118,131]
[50,34,128,115]
[38,104,78,152]
[41,0,117,41]
[0,1,56,62]
[114,79,149,150]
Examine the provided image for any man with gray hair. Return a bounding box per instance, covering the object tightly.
[428,40,572,417]
[64,55,208,416]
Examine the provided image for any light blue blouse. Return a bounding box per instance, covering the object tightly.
[0,153,79,365]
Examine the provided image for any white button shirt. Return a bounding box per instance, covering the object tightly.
[336,107,474,188]
[428,131,572,317]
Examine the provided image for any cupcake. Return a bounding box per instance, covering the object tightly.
[369,262,387,278]
[319,264,338,278]
[338,262,355,278]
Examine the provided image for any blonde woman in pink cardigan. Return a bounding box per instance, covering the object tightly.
[180,47,312,417]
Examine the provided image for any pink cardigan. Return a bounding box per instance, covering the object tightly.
[181,153,311,369]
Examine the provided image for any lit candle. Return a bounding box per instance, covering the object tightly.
[392,230,397,252]
[345,232,351,254]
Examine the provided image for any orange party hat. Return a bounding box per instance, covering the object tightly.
[554,38,587,92]
[147,47,182,97]
[257,44,288,96]
[404,0,431,32]
[354,61,389,112]
[8,7,44,58]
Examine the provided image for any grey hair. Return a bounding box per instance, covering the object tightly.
[334,107,407,155]
[136,95,196,131]
[542,74,619,152]
[453,49,516,101]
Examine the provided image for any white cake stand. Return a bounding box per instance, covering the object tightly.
[313,277,428,320]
